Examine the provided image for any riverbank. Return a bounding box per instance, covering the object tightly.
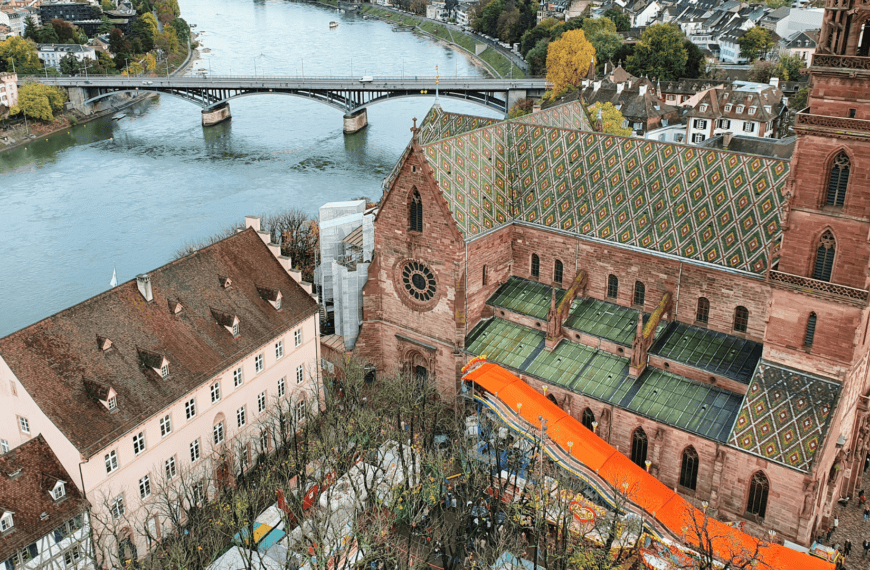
[316,0,525,78]
[0,41,196,154]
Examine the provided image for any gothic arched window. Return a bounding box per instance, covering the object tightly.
[531,254,540,279]
[633,281,646,307]
[813,231,836,282]
[607,275,619,299]
[734,306,749,333]
[826,152,850,207]
[696,297,710,324]
[409,190,423,232]
[554,260,563,284]
[746,471,769,518]
[581,408,595,431]
[679,446,699,491]
[630,427,648,467]
[805,312,817,347]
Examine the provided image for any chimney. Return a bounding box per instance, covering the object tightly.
[136,274,153,302]
[639,84,647,96]
[723,131,733,148]
[769,77,780,88]
[593,81,601,92]
[245,216,261,232]
[616,82,624,94]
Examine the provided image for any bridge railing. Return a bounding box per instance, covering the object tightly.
[36,74,548,81]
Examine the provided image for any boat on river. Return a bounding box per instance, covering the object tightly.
[112,113,127,121]
[329,21,339,28]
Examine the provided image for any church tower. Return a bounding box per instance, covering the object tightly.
[765,0,870,537]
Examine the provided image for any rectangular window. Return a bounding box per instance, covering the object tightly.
[18,417,29,434]
[105,450,118,473]
[258,392,266,413]
[111,496,125,519]
[275,340,284,360]
[693,119,707,129]
[0,440,8,453]
[133,432,146,455]
[482,265,487,286]
[692,133,706,143]
[165,456,177,480]
[108,396,117,411]
[255,354,264,373]
[232,322,239,337]
[192,481,205,505]
[185,398,196,420]
[233,367,243,387]
[139,475,151,499]
[296,365,304,385]
[294,329,302,347]
[161,364,169,379]
[718,119,730,129]
[260,430,270,452]
[211,381,221,403]
[295,400,306,423]
[190,439,201,463]
[213,422,225,445]
[237,406,246,427]
[63,546,81,567]
[743,122,755,132]
[633,122,642,131]
[159,415,172,437]
[278,377,286,398]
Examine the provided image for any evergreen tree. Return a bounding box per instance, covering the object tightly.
[23,16,38,40]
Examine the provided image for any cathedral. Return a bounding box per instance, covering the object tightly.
[355,0,870,546]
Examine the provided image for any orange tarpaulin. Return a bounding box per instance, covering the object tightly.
[463,362,833,570]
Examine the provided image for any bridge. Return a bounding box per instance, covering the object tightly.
[35,75,548,131]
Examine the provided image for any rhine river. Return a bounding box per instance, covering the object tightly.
[0,0,502,336]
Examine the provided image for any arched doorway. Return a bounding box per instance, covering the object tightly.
[403,350,431,385]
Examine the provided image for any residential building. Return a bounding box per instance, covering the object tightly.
[644,121,687,143]
[0,7,30,37]
[685,80,787,143]
[578,74,680,136]
[0,436,91,570]
[760,7,823,38]
[0,23,10,40]
[37,44,97,71]
[455,4,471,26]
[778,28,818,62]
[37,1,98,24]
[0,72,17,108]
[355,0,870,539]
[0,219,321,564]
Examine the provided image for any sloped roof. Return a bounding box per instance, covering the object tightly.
[418,102,790,274]
[728,361,840,472]
[0,436,89,562]
[0,229,318,458]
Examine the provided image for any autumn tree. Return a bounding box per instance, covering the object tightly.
[738,27,773,62]
[167,17,190,45]
[583,17,623,66]
[775,53,806,81]
[588,101,633,136]
[677,504,770,570]
[132,12,158,52]
[155,26,179,54]
[51,19,77,43]
[626,23,687,80]
[547,29,596,96]
[262,209,320,282]
[748,59,776,83]
[0,36,42,74]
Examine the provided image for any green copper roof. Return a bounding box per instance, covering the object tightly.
[466,318,742,443]
[729,361,840,472]
[563,298,641,346]
[487,277,566,320]
[419,103,790,274]
[651,321,763,384]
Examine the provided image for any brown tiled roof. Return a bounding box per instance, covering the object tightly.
[0,436,89,562]
[0,229,318,458]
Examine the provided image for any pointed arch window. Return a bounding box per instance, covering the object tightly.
[531,254,540,279]
[607,275,619,299]
[826,152,850,207]
[679,446,699,490]
[409,190,423,232]
[805,312,817,347]
[633,281,646,307]
[813,231,836,282]
[746,471,769,518]
[581,408,595,431]
[554,260,563,284]
[696,297,710,324]
[630,427,648,467]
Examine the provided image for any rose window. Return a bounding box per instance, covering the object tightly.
[401,261,437,302]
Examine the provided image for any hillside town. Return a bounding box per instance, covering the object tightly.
[0,0,868,567]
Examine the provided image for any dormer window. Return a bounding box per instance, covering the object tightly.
[724,104,732,112]
[211,308,240,337]
[0,512,13,533]
[723,92,729,99]
[51,481,66,501]
[97,336,113,351]
[219,276,232,289]
[764,105,771,113]
[699,103,708,112]
[161,364,169,379]
[107,396,117,411]
[232,323,239,337]
[748,106,756,115]
[276,297,282,310]
[138,348,170,380]
[256,286,283,311]
[736,105,744,113]
[168,300,183,315]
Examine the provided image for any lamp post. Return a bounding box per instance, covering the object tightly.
[591,421,598,435]
[645,459,651,472]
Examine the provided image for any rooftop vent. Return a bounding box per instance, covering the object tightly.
[168,299,183,315]
[39,513,49,521]
[219,275,232,289]
[136,274,153,302]
[97,336,113,351]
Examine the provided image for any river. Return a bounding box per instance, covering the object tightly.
[0,0,502,336]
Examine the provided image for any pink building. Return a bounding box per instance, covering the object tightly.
[0,217,321,565]
[0,72,17,109]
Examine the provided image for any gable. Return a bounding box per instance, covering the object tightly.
[419,102,790,274]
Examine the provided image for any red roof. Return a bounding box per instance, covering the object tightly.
[463,362,833,570]
[0,229,318,458]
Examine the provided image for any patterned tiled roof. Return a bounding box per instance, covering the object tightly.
[728,361,840,472]
[419,102,791,274]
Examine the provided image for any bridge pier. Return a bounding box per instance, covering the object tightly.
[202,102,232,127]
[343,108,368,134]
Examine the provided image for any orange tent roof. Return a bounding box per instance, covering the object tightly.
[463,362,833,570]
